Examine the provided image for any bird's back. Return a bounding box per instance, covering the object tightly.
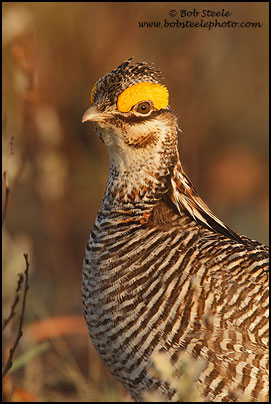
[82,198,269,401]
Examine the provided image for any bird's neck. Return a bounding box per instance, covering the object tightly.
[102,149,179,208]
[103,167,168,207]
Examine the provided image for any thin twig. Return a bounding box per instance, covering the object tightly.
[2,273,24,332]
[2,171,10,227]
[2,254,30,379]
[2,137,14,227]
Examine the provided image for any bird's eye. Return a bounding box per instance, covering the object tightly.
[135,101,152,114]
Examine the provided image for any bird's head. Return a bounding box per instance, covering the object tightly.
[82,59,179,174]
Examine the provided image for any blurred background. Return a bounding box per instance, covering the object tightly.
[2,2,268,402]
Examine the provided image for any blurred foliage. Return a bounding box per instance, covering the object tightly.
[144,352,269,402]
[2,2,268,402]
[144,352,205,402]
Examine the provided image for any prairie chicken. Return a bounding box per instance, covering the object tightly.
[81,59,269,402]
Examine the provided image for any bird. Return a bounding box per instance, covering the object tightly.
[81,58,269,402]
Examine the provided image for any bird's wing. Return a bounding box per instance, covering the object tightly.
[167,161,244,244]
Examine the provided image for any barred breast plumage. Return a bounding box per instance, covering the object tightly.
[81,59,269,402]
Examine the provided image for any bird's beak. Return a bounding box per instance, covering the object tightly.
[81,105,111,123]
